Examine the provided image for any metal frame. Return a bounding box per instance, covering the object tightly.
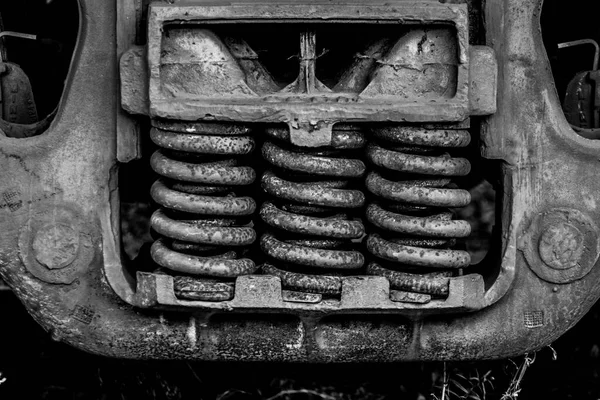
[146,2,471,123]
[1,0,600,362]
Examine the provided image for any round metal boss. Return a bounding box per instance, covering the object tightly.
[521,208,599,284]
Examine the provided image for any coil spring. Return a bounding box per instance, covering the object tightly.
[259,124,367,295]
[148,121,258,301]
[364,125,472,301]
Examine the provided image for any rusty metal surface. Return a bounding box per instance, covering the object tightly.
[262,263,343,295]
[366,204,471,238]
[261,233,364,270]
[261,171,365,209]
[262,141,365,178]
[0,62,38,125]
[261,201,364,239]
[2,0,600,364]
[367,263,450,297]
[518,208,600,284]
[147,118,258,285]
[126,1,474,124]
[260,119,366,292]
[151,238,257,277]
[364,119,473,295]
[366,172,471,208]
[361,28,459,99]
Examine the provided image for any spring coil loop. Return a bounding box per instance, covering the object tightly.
[148,121,259,301]
[365,125,472,300]
[260,125,367,295]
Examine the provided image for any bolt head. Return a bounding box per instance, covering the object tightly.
[538,222,584,270]
[32,223,80,270]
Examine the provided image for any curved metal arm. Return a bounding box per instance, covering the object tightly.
[0,31,37,41]
[0,31,38,62]
[558,39,600,71]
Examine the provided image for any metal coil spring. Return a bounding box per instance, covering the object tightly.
[259,125,367,295]
[148,121,258,301]
[364,125,472,302]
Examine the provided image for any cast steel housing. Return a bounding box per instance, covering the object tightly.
[1,0,600,361]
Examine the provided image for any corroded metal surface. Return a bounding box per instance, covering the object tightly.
[364,119,473,293]
[262,263,343,295]
[261,171,365,209]
[371,126,471,148]
[17,205,96,285]
[367,263,450,297]
[365,172,471,208]
[0,62,38,125]
[261,202,364,239]
[367,143,472,177]
[519,208,600,284]
[147,119,258,285]
[151,238,257,277]
[151,181,256,216]
[361,28,459,99]
[366,204,471,238]
[261,233,364,270]
[259,121,367,292]
[139,2,473,124]
[173,276,235,301]
[150,151,256,185]
[262,141,365,178]
[2,0,600,364]
[266,125,366,150]
[150,129,256,155]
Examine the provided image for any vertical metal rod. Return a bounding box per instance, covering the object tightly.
[298,30,317,94]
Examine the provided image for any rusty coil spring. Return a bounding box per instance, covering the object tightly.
[260,124,367,295]
[364,125,472,300]
[148,121,258,301]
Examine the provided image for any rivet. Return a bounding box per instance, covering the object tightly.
[538,222,584,270]
[32,222,80,270]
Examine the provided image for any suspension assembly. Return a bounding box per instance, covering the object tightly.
[9,0,600,363]
[365,125,472,303]
[114,0,501,314]
[144,120,474,304]
[260,124,366,298]
[148,120,259,301]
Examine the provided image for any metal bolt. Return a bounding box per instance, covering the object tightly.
[32,222,80,270]
[538,222,584,270]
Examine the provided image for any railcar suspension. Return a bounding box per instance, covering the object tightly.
[148,120,258,301]
[365,125,472,303]
[260,124,367,297]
